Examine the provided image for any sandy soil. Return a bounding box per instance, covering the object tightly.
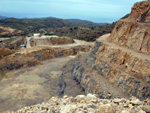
[0,56,83,112]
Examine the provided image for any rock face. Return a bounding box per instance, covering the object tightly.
[60,1,150,100]
[109,1,150,54]
[128,1,150,22]
[13,94,150,113]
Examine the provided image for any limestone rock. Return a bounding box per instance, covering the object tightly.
[138,110,146,113]
[113,98,126,103]
[130,97,143,105]
[86,93,97,100]
[142,105,150,113]
[13,94,148,113]
[109,1,150,54]
[122,110,130,113]
[60,105,77,113]
[97,104,116,113]
[128,1,150,22]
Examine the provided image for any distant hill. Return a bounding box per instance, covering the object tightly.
[0,16,8,20]
[0,16,119,41]
[0,17,104,35]
[46,23,115,42]
[65,19,108,25]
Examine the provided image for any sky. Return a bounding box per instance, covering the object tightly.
[0,0,142,23]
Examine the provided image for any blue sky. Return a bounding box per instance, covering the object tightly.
[0,0,141,23]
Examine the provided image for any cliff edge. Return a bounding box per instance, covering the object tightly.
[109,1,150,54]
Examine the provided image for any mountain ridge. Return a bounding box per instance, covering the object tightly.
[0,16,108,25]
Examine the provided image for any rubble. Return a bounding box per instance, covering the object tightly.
[11,94,150,113]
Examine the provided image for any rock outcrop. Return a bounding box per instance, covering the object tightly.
[12,94,150,113]
[109,1,150,54]
[60,1,150,100]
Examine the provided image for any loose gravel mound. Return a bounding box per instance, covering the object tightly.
[12,94,150,113]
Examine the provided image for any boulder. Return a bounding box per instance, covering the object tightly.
[142,105,150,113]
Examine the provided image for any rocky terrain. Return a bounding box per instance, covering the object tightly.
[10,94,150,113]
[0,38,93,112]
[57,1,150,101]
[109,1,150,54]
[0,39,93,77]
[0,56,86,112]
[1,1,150,113]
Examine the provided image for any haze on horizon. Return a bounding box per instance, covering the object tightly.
[0,0,141,23]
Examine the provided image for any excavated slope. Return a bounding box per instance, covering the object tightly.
[109,1,150,54]
[4,1,150,112]
[60,1,150,100]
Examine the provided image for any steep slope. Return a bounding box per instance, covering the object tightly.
[60,1,150,100]
[109,1,150,54]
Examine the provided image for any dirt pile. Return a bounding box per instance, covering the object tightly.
[30,36,74,47]
[0,48,13,59]
[12,94,150,113]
